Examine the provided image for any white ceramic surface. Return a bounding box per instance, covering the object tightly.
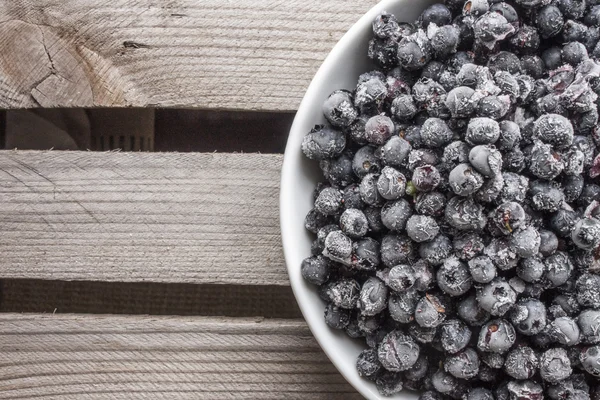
[280,0,439,398]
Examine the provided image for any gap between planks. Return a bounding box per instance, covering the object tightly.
[0,0,378,111]
[0,150,288,286]
[0,314,362,399]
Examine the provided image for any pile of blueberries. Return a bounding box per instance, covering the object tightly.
[300,0,600,398]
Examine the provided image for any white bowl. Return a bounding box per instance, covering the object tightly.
[280,0,438,398]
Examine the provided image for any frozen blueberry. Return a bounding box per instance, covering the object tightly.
[492,201,525,235]
[517,257,545,283]
[387,264,417,292]
[533,113,574,148]
[388,289,419,323]
[549,316,581,346]
[484,237,519,270]
[419,3,452,28]
[439,319,472,354]
[477,278,517,316]
[445,86,477,118]
[458,294,491,326]
[364,115,394,145]
[464,388,494,400]
[466,146,502,179]
[572,218,600,250]
[476,95,511,119]
[322,90,358,128]
[445,196,487,231]
[475,173,505,203]
[381,199,412,231]
[544,251,574,288]
[495,121,520,151]
[487,51,522,75]
[530,180,565,212]
[326,278,360,309]
[373,12,400,39]
[414,191,446,217]
[352,145,381,179]
[509,24,540,55]
[407,149,439,172]
[360,173,383,206]
[431,369,470,399]
[356,348,382,380]
[563,41,589,66]
[352,237,381,271]
[420,234,454,267]
[580,346,600,377]
[324,303,351,329]
[511,226,541,258]
[397,30,432,71]
[563,174,585,203]
[576,273,600,309]
[358,277,388,317]
[415,293,448,328]
[480,351,504,369]
[444,348,480,379]
[412,165,442,192]
[540,348,572,383]
[510,298,547,336]
[323,231,353,265]
[405,215,439,243]
[542,46,563,70]
[537,5,565,39]
[378,136,411,167]
[375,371,404,396]
[474,12,516,49]
[405,354,428,381]
[368,37,400,70]
[507,381,544,400]
[578,310,600,344]
[558,0,586,19]
[469,255,497,283]
[477,319,516,353]
[453,232,485,261]
[302,125,346,160]
[376,167,406,201]
[339,209,368,239]
[378,330,420,371]
[391,94,417,121]
[504,346,538,380]
[381,234,415,267]
[437,256,473,296]
[463,0,490,16]
[521,55,546,79]
[465,117,500,145]
[421,118,453,148]
[301,255,330,285]
[528,141,564,180]
[355,74,387,114]
[431,25,461,58]
[364,206,385,234]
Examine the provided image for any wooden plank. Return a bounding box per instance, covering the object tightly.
[0,314,361,399]
[0,0,378,111]
[0,150,287,285]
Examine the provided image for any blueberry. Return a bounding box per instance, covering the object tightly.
[375,371,404,396]
[314,187,343,216]
[322,90,358,129]
[324,303,351,329]
[301,125,346,160]
[571,218,600,250]
[580,346,600,377]
[563,41,589,66]
[563,148,585,176]
[414,191,447,217]
[540,348,572,383]
[510,298,547,336]
[477,319,516,353]
[445,196,486,231]
[355,74,387,114]
[533,113,574,148]
[585,5,600,26]
[489,2,519,24]
[378,330,420,371]
[469,255,497,283]
[381,234,415,267]
[376,166,406,201]
[492,201,525,235]
[412,78,446,106]
[431,369,469,399]
[507,381,544,400]
[458,294,491,326]
[517,257,545,283]
[444,347,480,379]
[430,25,461,58]
[528,141,565,180]
[553,294,581,317]
[465,117,500,145]
[352,145,381,179]
[537,5,565,39]
[323,230,353,265]
[494,71,520,99]
[475,173,505,203]
[453,232,485,260]
[562,19,589,42]
[509,25,540,55]
[364,206,385,234]
[364,115,394,145]
[381,198,412,231]
[405,354,428,381]
[542,46,564,70]
[544,251,574,288]
[474,12,516,49]
[449,163,485,196]
[388,289,419,323]
[439,319,472,354]
[325,278,360,309]
[342,184,365,210]
[464,388,494,400]
[415,293,448,328]
[469,145,502,178]
[480,351,505,369]
[412,165,442,192]
[368,38,400,70]
[405,214,439,243]
[549,316,581,346]
[397,30,432,71]
[301,255,331,285]
[477,278,517,316]
[558,0,587,19]
[358,277,388,317]
[456,64,480,87]
[463,0,490,16]
[511,226,541,258]
[421,118,453,148]
[387,264,417,293]
[576,273,600,308]
[578,310,600,344]
[377,136,411,167]
[437,256,473,296]
[520,55,546,79]
[352,237,381,271]
[442,141,471,171]
[356,348,382,380]
[390,94,417,121]
[484,237,519,270]
[487,51,522,75]
[504,346,538,380]
[529,180,565,212]
[419,3,452,28]
[372,12,400,40]
[320,152,354,188]
[359,173,383,206]
[407,149,439,171]
[304,208,330,234]
[339,209,368,239]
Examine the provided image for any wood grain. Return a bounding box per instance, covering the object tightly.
[0,150,288,285]
[0,314,361,399]
[0,0,378,111]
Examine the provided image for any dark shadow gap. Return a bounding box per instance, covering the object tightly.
[0,279,303,319]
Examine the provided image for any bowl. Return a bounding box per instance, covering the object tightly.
[280,0,438,398]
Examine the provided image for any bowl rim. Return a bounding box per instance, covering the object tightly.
[279,0,430,398]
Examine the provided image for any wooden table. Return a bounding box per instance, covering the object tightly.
[0,0,379,398]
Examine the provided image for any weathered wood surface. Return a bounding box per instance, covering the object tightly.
[0,0,378,111]
[0,314,361,399]
[0,150,287,285]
